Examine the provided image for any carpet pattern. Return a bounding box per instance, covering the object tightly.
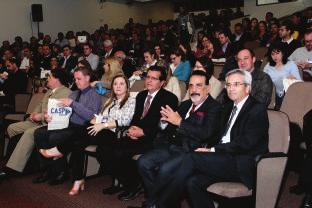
[0,171,305,208]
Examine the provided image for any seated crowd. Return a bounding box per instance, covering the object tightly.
[1,6,312,208]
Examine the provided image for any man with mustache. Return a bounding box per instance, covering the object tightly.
[133,70,222,208]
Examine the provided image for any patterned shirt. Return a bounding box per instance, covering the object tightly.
[101,96,136,132]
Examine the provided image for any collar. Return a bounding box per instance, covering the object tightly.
[146,60,157,68]
[192,95,209,110]
[282,36,293,44]
[148,89,160,98]
[81,86,92,94]
[234,95,249,109]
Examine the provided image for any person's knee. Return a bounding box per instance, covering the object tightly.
[7,123,19,138]
[137,155,153,173]
[186,177,198,194]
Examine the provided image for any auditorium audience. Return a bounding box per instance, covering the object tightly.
[33,66,102,185]
[256,21,270,47]
[264,42,301,109]
[92,57,123,97]
[99,66,178,201]
[137,70,221,208]
[214,30,236,58]
[143,69,269,208]
[278,19,302,58]
[169,49,191,81]
[288,29,312,81]
[68,74,136,195]
[1,4,312,207]
[218,48,273,106]
[79,43,99,71]
[59,45,78,77]
[0,70,71,179]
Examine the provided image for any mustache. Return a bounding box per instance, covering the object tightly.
[190,93,200,97]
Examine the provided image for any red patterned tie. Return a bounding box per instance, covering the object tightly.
[142,95,152,118]
[191,104,196,113]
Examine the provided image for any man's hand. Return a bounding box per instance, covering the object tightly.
[160,105,182,126]
[287,75,297,80]
[297,62,312,70]
[29,113,42,122]
[43,110,52,123]
[127,126,144,140]
[195,147,210,152]
[58,98,73,107]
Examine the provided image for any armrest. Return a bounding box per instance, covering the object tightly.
[255,152,287,164]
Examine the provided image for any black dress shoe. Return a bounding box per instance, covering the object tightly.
[102,184,123,195]
[48,171,68,185]
[0,170,8,180]
[290,184,305,195]
[32,171,50,184]
[302,194,312,208]
[118,185,143,201]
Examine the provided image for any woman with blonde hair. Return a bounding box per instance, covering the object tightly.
[92,57,124,95]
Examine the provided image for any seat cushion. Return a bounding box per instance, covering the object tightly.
[207,182,252,198]
[85,145,97,152]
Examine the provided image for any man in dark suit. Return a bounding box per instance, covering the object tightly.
[59,45,78,76]
[99,65,178,201]
[152,69,269,208]
[134,70,221,208]
[213,30,236,59]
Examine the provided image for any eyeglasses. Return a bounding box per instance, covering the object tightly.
[146,75,160,81]
[225,82,247,88]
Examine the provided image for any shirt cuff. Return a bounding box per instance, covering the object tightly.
[210,147,215,152]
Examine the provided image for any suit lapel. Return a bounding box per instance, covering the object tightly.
[234,97,253,123]
[145,88,163,116]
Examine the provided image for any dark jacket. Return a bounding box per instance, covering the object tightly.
[157,95,222,151]
[130,88,179,147]
[215,96,269,188]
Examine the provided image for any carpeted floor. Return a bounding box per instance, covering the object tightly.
[0,171,305,208]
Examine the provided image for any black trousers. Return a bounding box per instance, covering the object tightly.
[101,136,150,191]
[155,152,243,208]
[297,109,312,193]
[34,123,86,173]
[137,145,186,206]
[70,129,117,181]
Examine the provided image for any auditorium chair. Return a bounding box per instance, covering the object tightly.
[280,82,312,171]
[207,110,290,208]
[4,92,44,122]
[244,41,260,50]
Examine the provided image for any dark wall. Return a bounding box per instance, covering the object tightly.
[172,0,243,12]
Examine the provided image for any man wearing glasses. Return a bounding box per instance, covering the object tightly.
[289,29,312,81]
[133,70,221,208]
[100,65,178,201]
[218,48,273,107]
[151,69,269,208]
[79,43,99,70]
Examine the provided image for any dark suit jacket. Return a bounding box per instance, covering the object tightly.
[130,88,178,147]
[60,55,78,74]
[213,42,237,59]
[214,96,269,188]
[159,95,221,151]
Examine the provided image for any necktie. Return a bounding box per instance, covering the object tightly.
[75,91,81,102]
[142,95,152,118]
[62,57,67,68]
[190,104,196,113]
[223,106,237,136]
